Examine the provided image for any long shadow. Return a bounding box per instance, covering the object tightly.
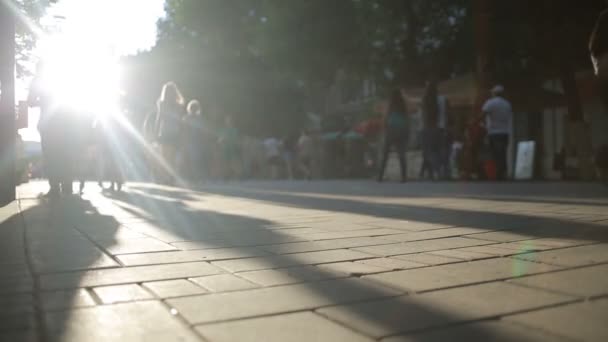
[194,185,608,244]
[105,185,571,340]
[1,194,119,341]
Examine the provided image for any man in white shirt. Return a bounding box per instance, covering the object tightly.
[482,85,513,180]
[263,137,282,179]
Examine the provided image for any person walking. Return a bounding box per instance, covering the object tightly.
[482,85,513,180]
[28,62,75,196]
[155,82,185,184]
[377,89,409,183]
[419,81,441,180]
[183,99,206,182]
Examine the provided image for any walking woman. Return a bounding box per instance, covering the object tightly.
[377,89,409,182]
[155,82,185,184]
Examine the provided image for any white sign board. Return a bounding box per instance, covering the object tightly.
[515,141,535,180]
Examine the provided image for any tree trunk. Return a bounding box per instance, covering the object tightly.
[0,3,16,206]
[473,0,493,113]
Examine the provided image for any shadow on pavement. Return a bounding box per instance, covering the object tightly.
[104,185,567,340]
[193,185,608,244]
[1,195,119,341]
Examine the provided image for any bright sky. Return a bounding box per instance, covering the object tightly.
[19,0,166,142]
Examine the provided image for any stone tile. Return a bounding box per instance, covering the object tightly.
[392,253,462,266]
[509,264,608,298]
[117,247,269,266]
[196,312,374,342]
[353,237,489,257]
[167,278,402,324]
[0,331,38,342]
[44,301,200,341]
[364,258,559,292]
[355,258,426,270]
[40,261,222,290]
[171,236,304,250]
[0,276,34,294]
[304,229,407,241]
[143,279,207,298]
[317,262,389,276]
[0,293,34,315]
[212,249,373,273]
[260,237,393,255]
[381,227,485,243]
[465,231,537,242]
[505,299,608,342]
[429,249,495,261]
[455,244,525,257]
[40,289,96,310]
[93,284,154,304]
[238,266,342,286]
[363,219,455,232]
[0,313,37,331]
[318,282,571,338]
[382,321,570,342]
[99,237,177,255]
[190,274,258,292]
[513,244,608,267]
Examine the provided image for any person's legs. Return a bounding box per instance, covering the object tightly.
[490,134,509,180]
[395,138,407,182]
[377,138,392,182]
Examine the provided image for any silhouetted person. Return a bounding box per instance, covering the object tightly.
[590,9,608,108]
[482,85,513,180]
[183,99,206,182]
[420,81,441,180]
[28,63,75,196]
[378,89,408,182]
[155,82,185,184]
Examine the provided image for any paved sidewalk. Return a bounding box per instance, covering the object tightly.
[2,180,608,341]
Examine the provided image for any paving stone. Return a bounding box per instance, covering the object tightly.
[237,266,343,286]
[190,274,258,292]
[464,231,538,242]
[318,282,572,338]
[212,249,373,273]
[98,237,177,255]
[171,236,304,250]
[392,253,462,266]
[93,284,154,304]
[353,237,489,257]
[363,219,455,231]
[0,276,34,294]
[0,331,38,342]
[117,247,269,266]
[0,293,34,315]
[143,279,207,298]
[364,258,559,292]
[167,278,402,324]
[429,249,495,261]
[512,244,608,267]
[44,301,201,341]
[40,262,222,290]
[455,244,525,257]
[260,237,393,255]
[380,227,486,243]
[196,311,374,342]
[40,289,96,310]
[505,299,608,342]
[355,258,427,270]
[0,313,37,331]
[509,264,608,298]
[317,262,389,275]
[30,244,120,273]
[304,229,407,241]
[381,321,570,342]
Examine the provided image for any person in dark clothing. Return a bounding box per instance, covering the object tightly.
[155,81,185,184]
[590,9,608,108]
[377,89,409,183]
[420,81,442,180]
[28,63,75,196]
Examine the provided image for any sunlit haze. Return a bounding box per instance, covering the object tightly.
[19,0,166,142]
